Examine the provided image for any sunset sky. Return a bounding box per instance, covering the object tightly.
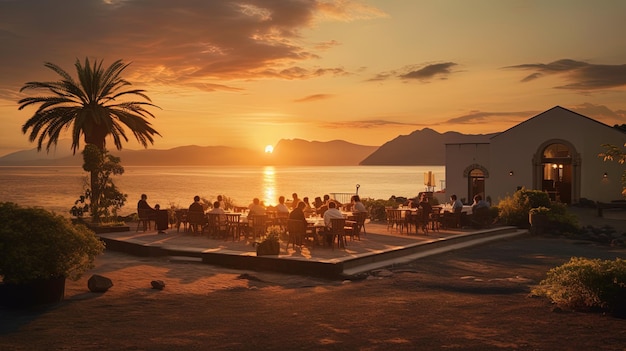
[1,0,626,157]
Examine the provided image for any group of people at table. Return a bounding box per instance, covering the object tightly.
[389,193,490,234]
[137,192,368,247]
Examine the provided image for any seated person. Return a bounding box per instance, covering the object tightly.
[207,201,226,223]
[471,194,489,212]
[291,193,301,210]
[351,195,367,212]
[322,201,344,245]
[313,196,324,209]
[189,195,204,212]
[248,197,266,216]
[137,193,155,211]
[288,201,307,226]
[450,194,463,212]
[275,196,290,214]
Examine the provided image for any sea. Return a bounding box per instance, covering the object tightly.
[0,165,445,217]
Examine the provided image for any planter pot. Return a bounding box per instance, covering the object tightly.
[0,276,66,308]
[256,240,280,256]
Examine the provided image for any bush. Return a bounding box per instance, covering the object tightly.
[362,198,398,222]
[532,257,626,315]
[0,202,105,284]
[497,188,551,228]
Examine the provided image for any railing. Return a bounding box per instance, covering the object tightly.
[329,192,356,204]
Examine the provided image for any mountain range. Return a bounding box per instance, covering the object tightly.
[0,129,497,166]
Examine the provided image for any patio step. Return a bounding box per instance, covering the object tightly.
[341,227,527,276]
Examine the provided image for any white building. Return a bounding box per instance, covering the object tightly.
[445,106,625,205]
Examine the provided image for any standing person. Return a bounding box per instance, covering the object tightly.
[189,195,204,212]
[418,194,433,233]
[154,204,168,234]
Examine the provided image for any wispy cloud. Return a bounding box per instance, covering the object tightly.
[368,62,458,82]
[294,94,334,103]
[505,59,626,90]
[319,119,426,129]
[444,110,537,125]
[569,102,626,124]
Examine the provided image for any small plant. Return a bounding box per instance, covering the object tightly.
[255,225,281,256]
[532,257,626,315]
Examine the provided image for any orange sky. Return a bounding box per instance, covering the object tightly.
[1,0,626,157]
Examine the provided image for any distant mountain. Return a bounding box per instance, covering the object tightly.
[0,139,376,166]
[360,128,498,165]
[270,139,378,166]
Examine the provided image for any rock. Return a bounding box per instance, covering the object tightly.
[88,274,113,293]
[151,280,165,290]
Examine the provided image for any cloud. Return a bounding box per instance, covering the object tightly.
[399,62,458,81]
[294,94,334,103]
[444,110,537,125]
[368,62,458,82]
[505,59,626,90]
[319,119,426,129]
[0,0,380,95]
[569,102,626,124]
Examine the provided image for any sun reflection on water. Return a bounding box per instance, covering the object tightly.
[263,166,276,206]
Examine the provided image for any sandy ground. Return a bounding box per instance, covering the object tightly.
[1,207,626,350]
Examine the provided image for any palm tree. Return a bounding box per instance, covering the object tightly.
[18,57,160,219]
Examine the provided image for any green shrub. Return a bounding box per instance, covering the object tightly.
[362,198,397,222]
[497,188,551,228]
[0,202,105,284]
[532,257,626,314]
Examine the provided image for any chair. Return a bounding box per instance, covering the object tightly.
[385,208,405,232]
[187,210,206,235]
[343,220,359,242]
[225,213,243,241]
[175,209,188,233]
[443,207,462,229]
[329,217,347,250]
[471,206,492,229]
[249,215,268,241]
[286,219,306,250]
[352,211,367,239]
[136,208,156,232]
[429,207,442,232]
[274,212,289,234]
[206,213,228,239]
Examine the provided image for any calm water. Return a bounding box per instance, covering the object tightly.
[0,165,445,216]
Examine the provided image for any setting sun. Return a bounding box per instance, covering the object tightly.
[264,145,274,153]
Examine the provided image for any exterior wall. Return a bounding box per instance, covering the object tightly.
[445,107,626,205]
[445,143,490,204]
[488,107,625,203]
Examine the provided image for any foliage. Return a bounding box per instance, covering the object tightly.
[496,188,551,228]
[0,202,105,284]
[72,145,127,223]
[362,198,398,222]
[532,257,626,314]
[529,206,551,215]
[598,143,626,197]
[18,57,160,154]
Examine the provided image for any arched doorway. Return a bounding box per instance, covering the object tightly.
[463,164,489,203]
[533,140,581,204]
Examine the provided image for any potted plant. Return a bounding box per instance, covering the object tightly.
[0,202,105,307]
[255,225,281,256]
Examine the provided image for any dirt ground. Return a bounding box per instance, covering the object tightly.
[1,209,626,350]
